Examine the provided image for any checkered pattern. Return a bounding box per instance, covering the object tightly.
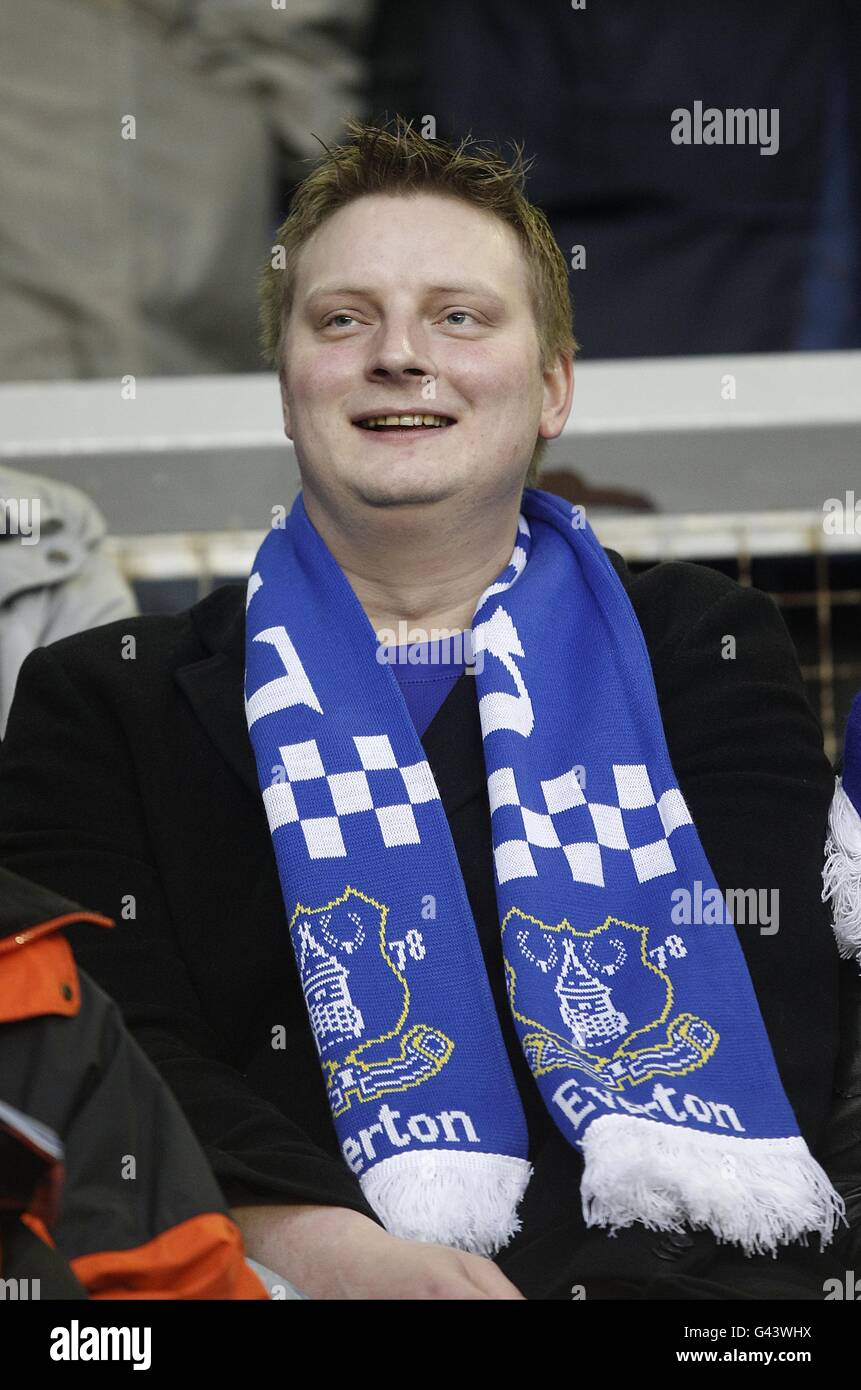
[262,734,441,860]
[488,761,693,887]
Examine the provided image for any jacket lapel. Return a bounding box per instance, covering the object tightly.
[173,580,490,812]
[174,584,261,799]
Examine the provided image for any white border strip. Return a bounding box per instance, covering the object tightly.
[104,510,861,581]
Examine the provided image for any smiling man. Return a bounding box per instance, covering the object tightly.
[0,119,848,1301]
[262,138,573,658]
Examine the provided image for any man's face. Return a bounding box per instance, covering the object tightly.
[279,192,571,513]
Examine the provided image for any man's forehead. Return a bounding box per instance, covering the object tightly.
[294,192,528,300]
[304,279,510,307]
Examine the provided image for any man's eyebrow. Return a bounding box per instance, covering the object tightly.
[304,282,507,307]
[305,286,374,303]
[423,283,507,304]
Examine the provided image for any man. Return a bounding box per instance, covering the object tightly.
[0,119,848,1300]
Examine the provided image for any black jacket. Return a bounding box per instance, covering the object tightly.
[0,549,845,1297]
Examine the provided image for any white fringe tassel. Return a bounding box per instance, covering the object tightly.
[360,1150,533,1256]
[581,1114,846,1257]
[822,778,861,966]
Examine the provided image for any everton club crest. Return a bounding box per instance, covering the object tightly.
[289,886,453,1117]
[501,907,719,1090]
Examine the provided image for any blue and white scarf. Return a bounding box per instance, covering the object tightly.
[244,487,845,1257]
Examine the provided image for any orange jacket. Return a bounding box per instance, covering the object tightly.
[0,866,267,1299]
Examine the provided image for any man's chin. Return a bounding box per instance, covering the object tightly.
[349,472,463,509]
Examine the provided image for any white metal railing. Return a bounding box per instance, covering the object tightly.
[103,508,860,581]
[103,511,860,765]
[3,352,861,533]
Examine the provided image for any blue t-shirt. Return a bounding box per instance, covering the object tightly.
[383,639,468,737]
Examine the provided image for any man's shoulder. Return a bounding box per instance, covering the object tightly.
[29,581,246,679]
[604,545,745,608]
[602,546,779,667]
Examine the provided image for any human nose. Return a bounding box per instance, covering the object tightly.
[366,310,437,382]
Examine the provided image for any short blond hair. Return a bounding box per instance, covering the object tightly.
[259,117,577,485]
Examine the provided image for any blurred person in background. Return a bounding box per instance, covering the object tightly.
[0,465,136,740]
[367,0,861,358]
[0,0,372,381]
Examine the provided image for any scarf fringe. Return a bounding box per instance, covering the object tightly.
[580,1115,846,1257]
[822,778,861,966]
[360,1150,533,1256]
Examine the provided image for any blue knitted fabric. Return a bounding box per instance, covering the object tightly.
[842,690,861,811]
[244,488,844,1256]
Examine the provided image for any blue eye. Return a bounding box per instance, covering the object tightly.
[325,314,355,328]
[444,311,474,325]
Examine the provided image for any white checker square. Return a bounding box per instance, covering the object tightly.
[562,842,604,886]
[631,838,676,882]
[376,803,420,848]
[521,806,562,848]
[657,787,693,836]
[301,816,347,859]
[327,770,373,816]
[487,766,520,813]
[613,764,655,809]
[588,803,629,850]
[262,782,298,831]
[541,767,587,814]
[280,739,325,782]
[354,734,398,771]
[495,839,538,884]
[400,760,440,805]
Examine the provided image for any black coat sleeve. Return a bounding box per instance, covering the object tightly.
[641,567,841,1152]
[0,643,382,1223]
